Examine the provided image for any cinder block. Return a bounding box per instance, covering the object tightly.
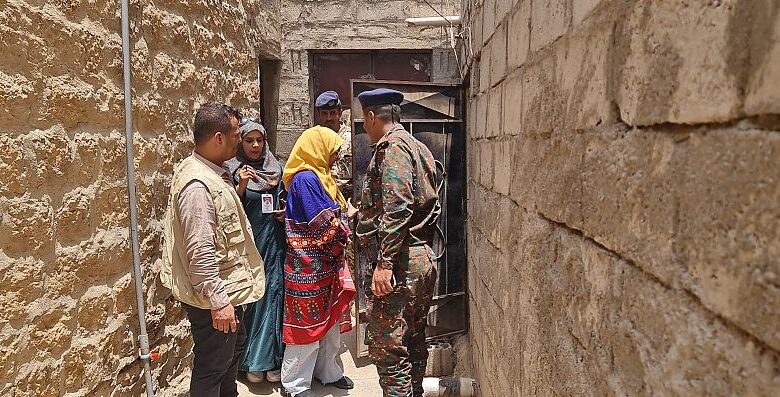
[489,22,508,87]
[478,140,494,190]
[578,127,678,286]
[473,204,780,396]
[467,98,478,140]
[616,0,744,126]
[475,92,489,139]
[467,136,479,182]
[572,0,604,27]
[507,0,531,71]
[556,125,780,352]
[674,129,780,352]
[745,2,780,115]
[479,47,492,94]
[529,0,568,53]
[483,0,496,44]
[519,53,562,136]
[469,61,480,95]
[501,73,523,136]
[495,0,512,26]
[557,23,615,130]
[486,86,503,138]
[471,6,485,56]
[493,140,512,196]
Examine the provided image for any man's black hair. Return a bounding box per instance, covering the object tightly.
[366,104,401,124]
[193,102,242,145]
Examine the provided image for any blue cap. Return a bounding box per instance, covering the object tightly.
[315,91,341,109]
[357,88,404,108]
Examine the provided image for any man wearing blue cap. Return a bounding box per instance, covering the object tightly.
[314,90,353,198]
[354,88,441,397]
[314,90,343,133]
[314,90,352,196]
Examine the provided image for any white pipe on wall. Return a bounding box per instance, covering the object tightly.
[405,16,461,26]
[120,0,155,395]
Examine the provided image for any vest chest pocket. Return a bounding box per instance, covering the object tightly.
[221,212,246,247]
[214,189,246,248]
[219,263,251,294]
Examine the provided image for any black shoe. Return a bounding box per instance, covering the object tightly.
[324,376,354,390]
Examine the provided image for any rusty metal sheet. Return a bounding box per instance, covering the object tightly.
[311,53,372,108]
[311,51,433,111]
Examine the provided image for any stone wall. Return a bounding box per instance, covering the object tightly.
[462,0,780,395]
[275,0,461,156]
[0,0,280,395]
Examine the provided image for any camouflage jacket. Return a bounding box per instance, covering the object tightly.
[356,125,440,270]
[332,123,353,198]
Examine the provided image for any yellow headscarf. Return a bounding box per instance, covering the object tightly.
[283,126,346,208]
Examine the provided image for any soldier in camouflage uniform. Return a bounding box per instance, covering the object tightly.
[354,88,440,397]
[313,91,357,281]
[333,109,352,198]
[333,109,355,277]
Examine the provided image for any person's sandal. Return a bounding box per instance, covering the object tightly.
[324,376,354,390]
[246,371,264,383]
[265,369,281,383]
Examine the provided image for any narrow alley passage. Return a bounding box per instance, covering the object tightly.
[235,331,383,397]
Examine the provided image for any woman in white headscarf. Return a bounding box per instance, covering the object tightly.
[224,117,285,384]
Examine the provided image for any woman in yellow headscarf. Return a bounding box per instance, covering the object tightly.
[282,126,347,208]
[280,126,355,396]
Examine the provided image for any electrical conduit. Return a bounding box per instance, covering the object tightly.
[120,0,156,395]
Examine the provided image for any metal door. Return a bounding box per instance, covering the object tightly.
[350,80,467,357]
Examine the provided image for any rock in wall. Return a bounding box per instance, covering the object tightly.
[276,0,461,156]
[462,0,780,395]
[0,0,280,395]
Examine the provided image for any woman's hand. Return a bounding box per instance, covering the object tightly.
[236,166,258,197]
[273,198,286,222]
[347,198,358,219]
[238,166,258,186]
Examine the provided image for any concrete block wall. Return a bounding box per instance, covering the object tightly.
[275,0,460,156]
[462,0,780,395]
[0,0,280,395]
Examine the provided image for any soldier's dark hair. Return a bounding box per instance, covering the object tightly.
[366,104,401,124]
[193,102,242,145]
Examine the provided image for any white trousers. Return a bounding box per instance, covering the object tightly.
[281,324,344,396]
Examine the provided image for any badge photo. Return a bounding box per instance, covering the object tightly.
[261,193,274,213]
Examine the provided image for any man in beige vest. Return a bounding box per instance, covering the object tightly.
[161,102,266,397]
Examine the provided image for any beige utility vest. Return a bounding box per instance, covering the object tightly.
[160,154,265,309]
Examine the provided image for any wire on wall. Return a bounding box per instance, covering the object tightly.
[421,0,467,80]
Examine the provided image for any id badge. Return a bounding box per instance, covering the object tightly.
[261,193,274,213]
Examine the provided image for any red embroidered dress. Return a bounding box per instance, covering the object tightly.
[283,170,355,345]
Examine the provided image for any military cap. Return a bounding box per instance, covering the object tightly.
[315,91,341,109]
[357,88,404,108]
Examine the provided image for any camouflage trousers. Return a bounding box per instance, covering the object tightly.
[345,238,356,280]
[365,245,436,397]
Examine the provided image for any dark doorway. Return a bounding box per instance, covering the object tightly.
[259,59,281,153]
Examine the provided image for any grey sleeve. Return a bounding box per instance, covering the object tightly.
[177,181,231,309]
